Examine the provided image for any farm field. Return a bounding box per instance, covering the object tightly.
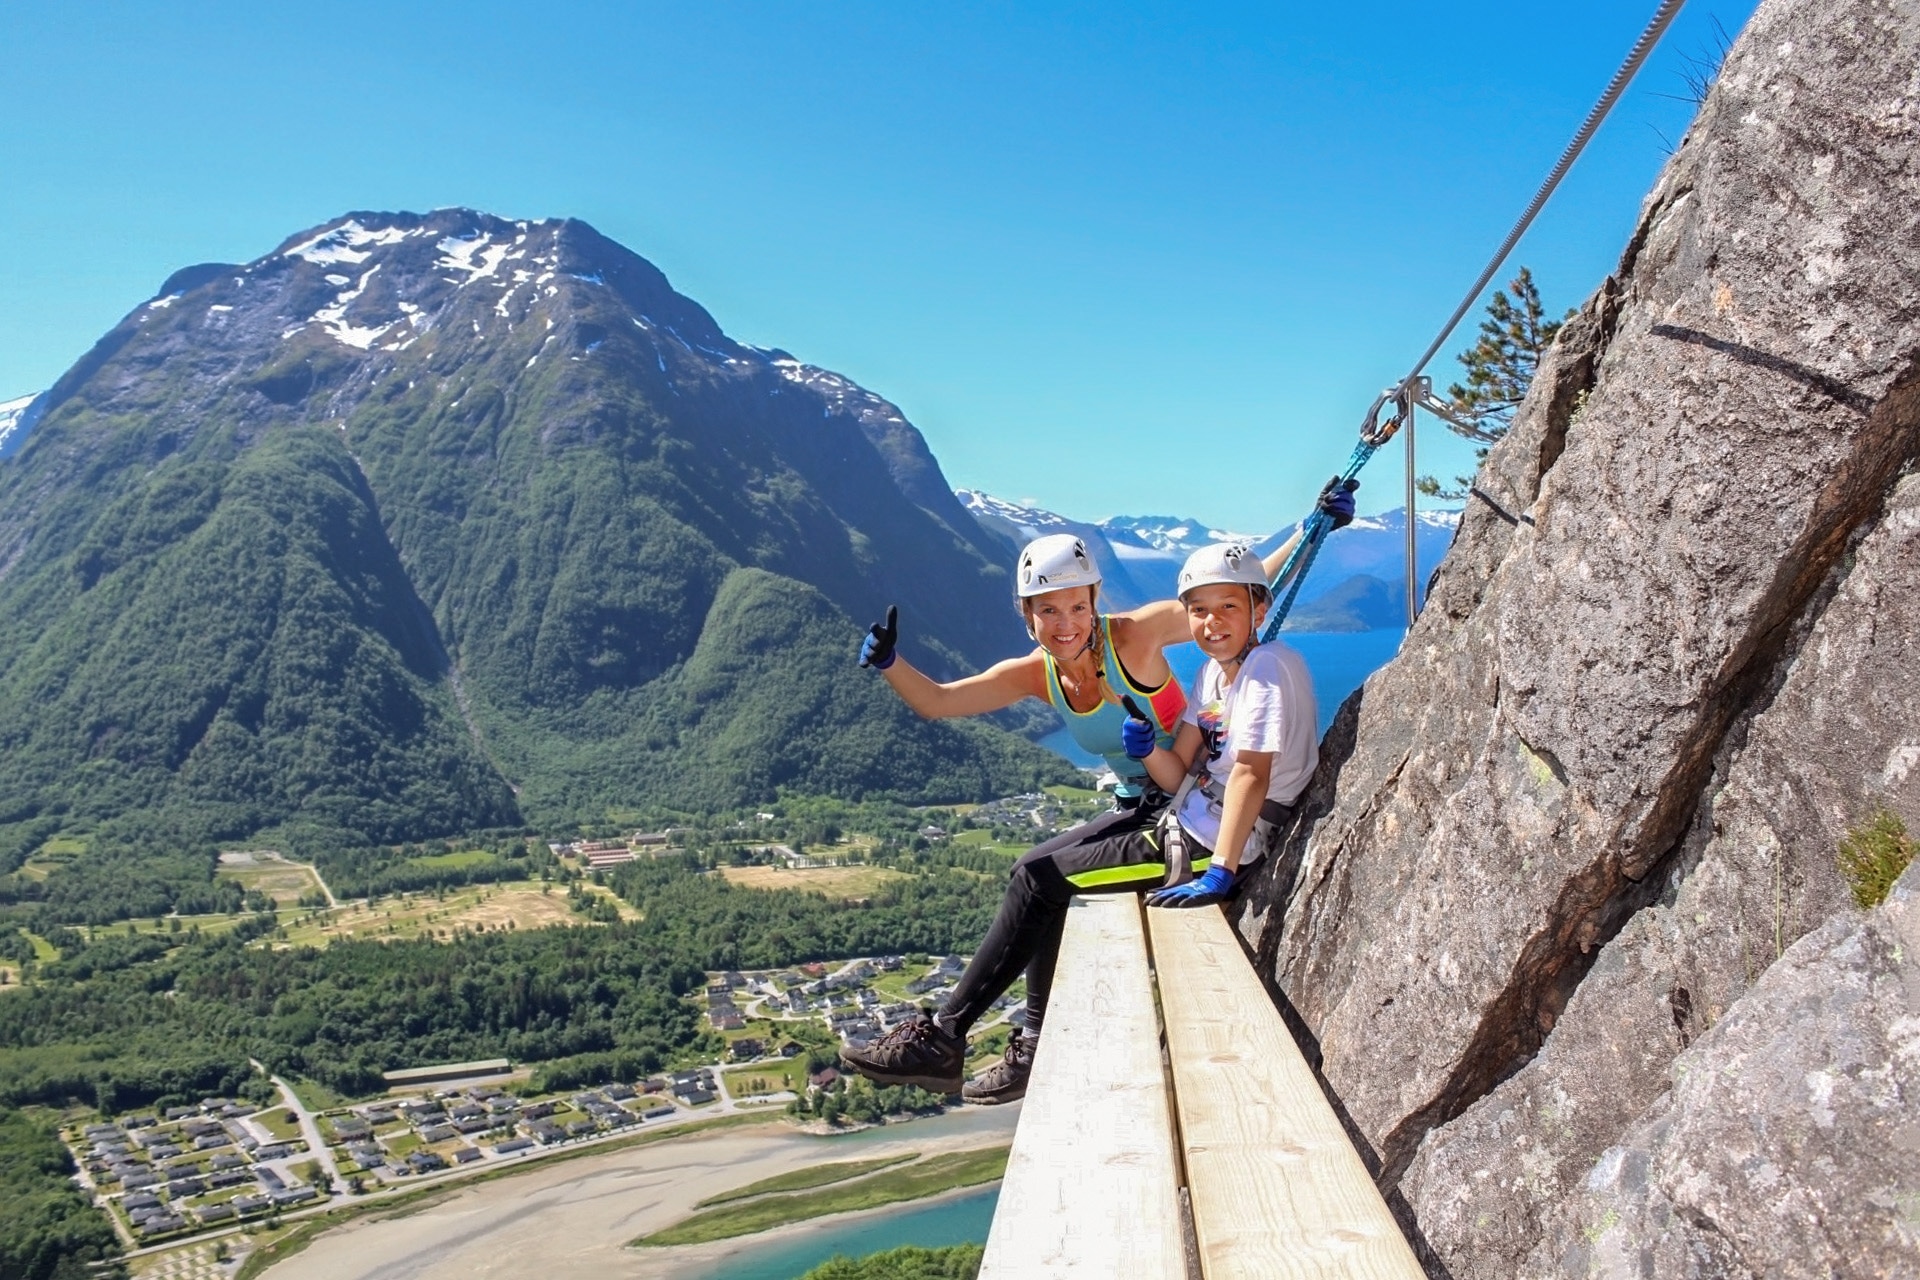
[275,881,632,948]
[217,850,329,905]
[718,864,905,898]
[721,1061,806,1098]
[949,829,1034,858]
[15,835,87,883]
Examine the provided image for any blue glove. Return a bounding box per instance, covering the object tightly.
[1145,863,1236,909]
[1317,476,1359,530]
[1120,696,1156,760]
[859,605,898,670]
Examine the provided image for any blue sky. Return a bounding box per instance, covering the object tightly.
[1,1,1752,531]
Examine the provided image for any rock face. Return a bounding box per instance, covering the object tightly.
[1232,0,1920,1273]
[1531,863,1920,1278]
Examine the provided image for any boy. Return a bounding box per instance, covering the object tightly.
[840,541,1319,1102]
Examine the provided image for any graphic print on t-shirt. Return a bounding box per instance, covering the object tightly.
[1195,696,1226,768]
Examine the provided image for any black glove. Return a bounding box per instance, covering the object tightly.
[859,606,899,670]
[1316,476,1359,529]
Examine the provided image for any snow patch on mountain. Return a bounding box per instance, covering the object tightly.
[311,265,398,350]
[760,351,910,429]
[0,393,46,460]
[436,234,513,284]
[284,219,413,266]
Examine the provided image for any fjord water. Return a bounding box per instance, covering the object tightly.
[683,1187,998,1280]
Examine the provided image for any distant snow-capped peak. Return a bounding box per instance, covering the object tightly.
[1100,513,1261,553]
[955,485,1459,614]
[954,490,1251,551]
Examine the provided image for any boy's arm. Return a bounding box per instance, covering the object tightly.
[1209,751,1274,874]
[1260,529,1304,587]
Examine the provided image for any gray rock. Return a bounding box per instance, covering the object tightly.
[1527,863,1920,1278]
[1399,459,1920,1274]
[1234,0,1920,1213]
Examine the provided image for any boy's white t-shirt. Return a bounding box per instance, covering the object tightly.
[1175,641,1318,860]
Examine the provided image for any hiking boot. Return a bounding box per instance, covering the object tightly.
[962,1033,1037,1105]
[839,1014,965,1094]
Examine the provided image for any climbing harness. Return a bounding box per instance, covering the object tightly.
[1261,0,1688,637]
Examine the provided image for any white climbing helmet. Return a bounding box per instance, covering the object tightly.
[1016,534,1101,598]
[1177,542,1270,601]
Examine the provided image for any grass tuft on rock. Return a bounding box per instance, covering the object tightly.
[1838,808,1915,910]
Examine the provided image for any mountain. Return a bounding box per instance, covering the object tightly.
[956,488,1458,625]
[0,210,1072,867]
[0,394,42,460]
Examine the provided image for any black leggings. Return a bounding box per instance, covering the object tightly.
[938,805,1210,1040]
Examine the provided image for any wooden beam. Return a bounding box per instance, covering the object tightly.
[1148,907,1424,1280]
[979,894,1188,1278]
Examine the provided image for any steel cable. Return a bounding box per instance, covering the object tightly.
[1399,0,1688,388]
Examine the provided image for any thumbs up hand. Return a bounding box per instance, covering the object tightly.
[1120,696,1157,760]
[859,606,899,670]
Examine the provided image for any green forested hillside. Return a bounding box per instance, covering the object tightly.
[0,428,515,845]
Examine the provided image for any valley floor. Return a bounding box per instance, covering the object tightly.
[257,1103,1020,1280]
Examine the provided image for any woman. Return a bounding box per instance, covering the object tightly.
[858,531,1192,809]
[846,487,1353,1103]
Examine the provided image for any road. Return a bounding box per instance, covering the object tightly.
[264,1073,344,1189]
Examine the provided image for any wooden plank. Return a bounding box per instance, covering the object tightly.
[979,894,1189,1278]
[1148,907,1425,1280]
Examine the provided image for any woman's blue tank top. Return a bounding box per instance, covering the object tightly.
[1043,616,1186,798]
